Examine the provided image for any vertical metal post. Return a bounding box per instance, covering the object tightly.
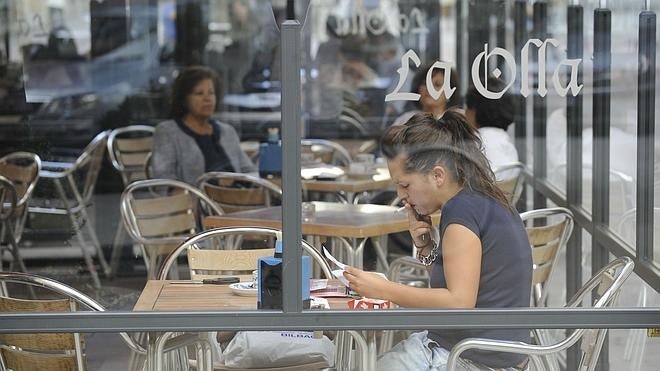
[637,10,656,262]
[513,0,528,211]
[496,1,507,75]
[533,1,548,211]
[456,0,468,98]
[566,6,584,368]
[592,8,611,264]
[592,8,612,371]
[566,3,584,300]
[281,20,303,313]
[286,0,295,20]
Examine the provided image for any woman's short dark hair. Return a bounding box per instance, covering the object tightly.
[169,66,221,119]
[410,63,461,109]
[465,76,515,130]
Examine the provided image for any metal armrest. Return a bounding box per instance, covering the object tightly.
[41,161,75,171]
[446,338,545,371]
[39,161,76,178]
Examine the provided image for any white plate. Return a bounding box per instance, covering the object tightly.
[229,282,258,297]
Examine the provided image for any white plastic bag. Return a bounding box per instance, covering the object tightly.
[222,331,335,368]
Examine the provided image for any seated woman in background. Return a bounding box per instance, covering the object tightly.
[392,64,461,126]
[344,111,532,370]
[152,66,256,184]
[464,76,518,179]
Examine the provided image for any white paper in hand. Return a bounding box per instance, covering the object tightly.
[322,245,349,286]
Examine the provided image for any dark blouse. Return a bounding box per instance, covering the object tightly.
[175,119,235,173]
[428,190,532,368]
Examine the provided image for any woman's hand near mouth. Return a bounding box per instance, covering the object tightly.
[405,203,433,249]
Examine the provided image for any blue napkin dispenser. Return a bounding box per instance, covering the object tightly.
[257,240,311,309]
[258,141,282,178]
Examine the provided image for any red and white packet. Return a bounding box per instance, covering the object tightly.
[347,297,392,310]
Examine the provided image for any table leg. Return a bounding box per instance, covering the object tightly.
[345,330,371,371]
[145,332,157,371]
[195,341,206,371]
[371,238,390,272]
[367,330,378,371]
[154,331,175,371]
[335,237,365,268]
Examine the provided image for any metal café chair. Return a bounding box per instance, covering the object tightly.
[0,176,30,278]
[120,179,224,279]
[0,271,207,371]
[445,256,635,371]
[107,125,155,277]
[493,162,525,205]
[520,207,574,308]
[197,172,282,214]
[155,227,345,371]
[197,172,282,250]
[28,131,109,289]
[157,227,333,281]
[0,152,41,275]
[107,125,155,185]
[301,139,352,168]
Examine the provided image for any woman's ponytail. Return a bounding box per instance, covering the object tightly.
[382,110,513,212]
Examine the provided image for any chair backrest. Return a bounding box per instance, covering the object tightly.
[188,248,274,280]
[71,131,109,203]
[564,257,635,371]
[157,227,333,280]
[445,256,635,371]
[0,175,17,223]
[493,162,525,205]
[197,172,282,213]
[0,272,145,371]
[520,207,574,307]
[301,139,352,167]
[337,114,368,136]
[0,153,41,241]
[0,152,41,209]
[0,295,83,371]
[386,256,429,288]
[107,125,155,186]
[121,179,224,251]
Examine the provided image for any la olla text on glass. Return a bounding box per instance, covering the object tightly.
[385,39,583,102]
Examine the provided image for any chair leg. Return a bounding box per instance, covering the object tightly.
[66,175,110,276]
[3,222,36,298]
[81,212,110,276]
[54,179,102,289]
[109,222,127,278]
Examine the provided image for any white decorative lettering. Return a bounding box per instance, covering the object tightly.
[552,59,583,97]
[521,38,559,97]
[426,61,456,101]
[385,39,583,101]
[471,44,516,99]
[385,49,421,102]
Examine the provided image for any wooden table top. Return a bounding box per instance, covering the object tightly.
[134,280,350,311]
[205,202,411,238]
